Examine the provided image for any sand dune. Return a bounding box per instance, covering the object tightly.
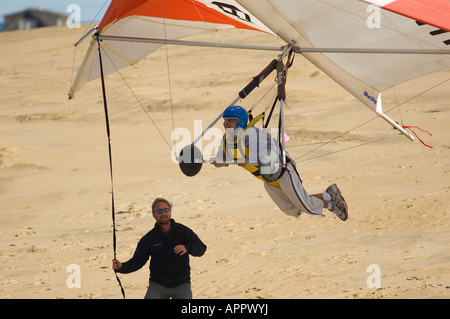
[0,25,449,299]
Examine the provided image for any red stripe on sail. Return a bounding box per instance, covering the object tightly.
[384,0,450,32]
[98,0,265,32]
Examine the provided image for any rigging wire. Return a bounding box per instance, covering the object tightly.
[296,136,396,163]
[100,49,174,153]
[387,77,450,111]
[81,0,110,37]
[250,82,277,114]
[392,86,404,126]
[292,76,449,162]
[161,0,178,157]
[293,114,389,162]
[70,46,77,88]
[189,0,242,78]
[288,137,371,148]
[164,46,176,152]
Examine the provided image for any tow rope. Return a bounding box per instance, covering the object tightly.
[97,36,126,299]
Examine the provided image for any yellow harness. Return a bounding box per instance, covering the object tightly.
[221,113,281,187]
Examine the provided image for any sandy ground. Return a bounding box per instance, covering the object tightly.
[0,25,449,299]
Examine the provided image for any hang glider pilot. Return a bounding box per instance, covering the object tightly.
[209,105,348,221]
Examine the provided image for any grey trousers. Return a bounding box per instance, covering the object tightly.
[264,161,325,217]
[144,282,192,299]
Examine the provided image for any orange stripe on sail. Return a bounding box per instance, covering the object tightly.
[385,0,450,32]
[99,0,266,33]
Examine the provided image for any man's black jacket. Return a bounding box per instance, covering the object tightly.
[117,219,206,287]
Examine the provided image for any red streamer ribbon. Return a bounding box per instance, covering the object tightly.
[402,125,433,148]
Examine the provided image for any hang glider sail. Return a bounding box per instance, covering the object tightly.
[69,0,450,140]
[68,0,274,98]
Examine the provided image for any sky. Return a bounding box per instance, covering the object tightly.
[0,0,111,22]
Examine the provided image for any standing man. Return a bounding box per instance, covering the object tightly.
[112,197,207,299]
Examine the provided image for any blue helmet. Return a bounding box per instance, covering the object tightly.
[222,105,248,129]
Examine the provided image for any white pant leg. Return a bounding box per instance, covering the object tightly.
[276,163,324,216]
[264,182,301,217]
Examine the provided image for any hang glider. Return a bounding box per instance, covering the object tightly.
[69,0,450,139]
[69,0,450,299]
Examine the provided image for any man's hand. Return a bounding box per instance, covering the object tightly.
[112,258,122,270]
[174,245,188,255]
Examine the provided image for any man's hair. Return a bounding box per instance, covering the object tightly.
[152,197,173,213]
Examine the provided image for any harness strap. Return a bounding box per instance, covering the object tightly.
[222,112,282,186]
[245,113,265,131]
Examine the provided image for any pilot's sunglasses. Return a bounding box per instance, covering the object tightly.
[154,208,171,214]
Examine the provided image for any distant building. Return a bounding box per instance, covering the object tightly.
[3,8,68,31]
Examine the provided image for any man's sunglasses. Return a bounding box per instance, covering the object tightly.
[154,208,171,214]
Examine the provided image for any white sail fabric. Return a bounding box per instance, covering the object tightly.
[236,0,450,112]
